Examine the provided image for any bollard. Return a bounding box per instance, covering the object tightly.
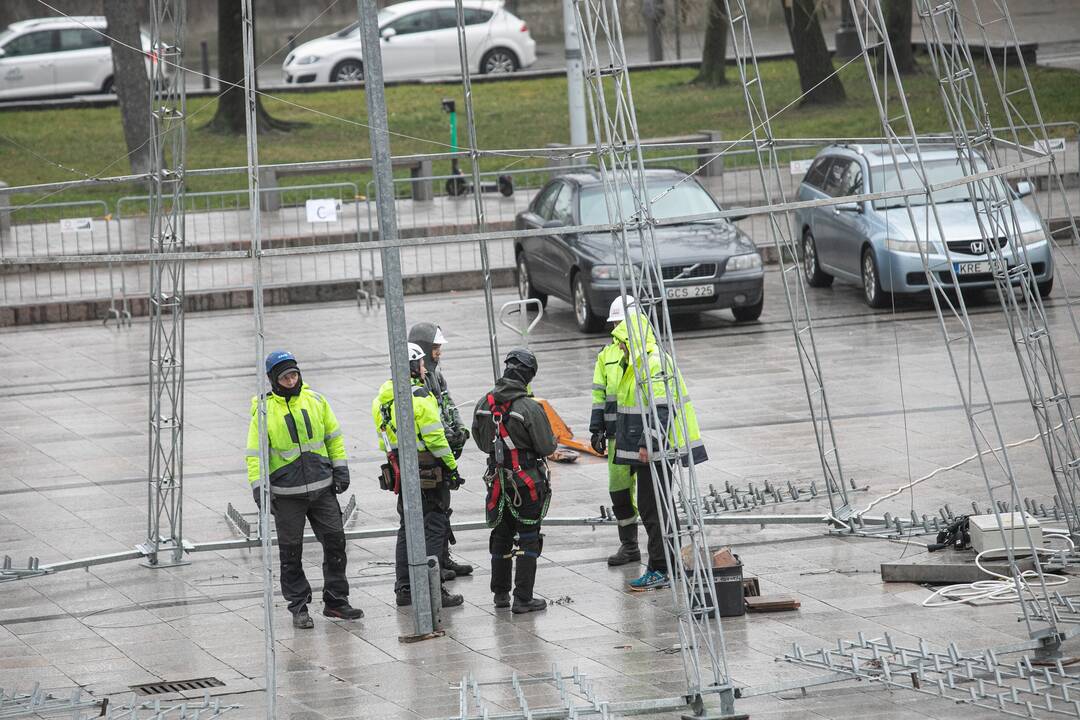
[698,131,724,177]
[0,181,9,241]
[200,41,210,90]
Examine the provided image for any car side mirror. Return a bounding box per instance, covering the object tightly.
[726,207,748,222]
[381,27,397,41]
[1015,180,1034,198]
[542,219,564,230]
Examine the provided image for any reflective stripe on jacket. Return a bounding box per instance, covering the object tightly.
[589,341,623,439]
[246,384,347,494]
[371,378,458,470]
[610,314,707,467]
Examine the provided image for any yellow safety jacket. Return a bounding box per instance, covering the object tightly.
[246,384,347,495]
[589,341,623,439]
[611,314,707,467]
[372,379,458,470]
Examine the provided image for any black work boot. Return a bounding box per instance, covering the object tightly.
[511,597,547,614]
[493,592,511,609]
[292,608,314,629]
[446,558,474,576]
[323,603,364,620]
[607,523,641,566]
[395,587,412,607]
[441,588,464,607]
[441,567,457,582]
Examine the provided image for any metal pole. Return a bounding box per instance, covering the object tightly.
[357,0,436,637]
[239,0,276,715]
[453,0,501,382]
[562,0,588,148]
[200,40,210,90]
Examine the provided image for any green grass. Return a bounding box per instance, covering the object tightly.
[2,56,1079,212]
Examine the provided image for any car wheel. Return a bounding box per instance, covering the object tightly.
[331,60,363,83]
[516,253,547,307]
[101,77,114,95]
[861,247,890,309]
[572,273,602,333]
[481,48,518,74]
[732,298,763,322]
[1038,277,1054,299]
[802,230,833,288]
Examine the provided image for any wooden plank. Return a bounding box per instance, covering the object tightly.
[742,576,760,598]
[744,595,800,613]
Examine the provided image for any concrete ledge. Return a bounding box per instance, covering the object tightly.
[0,267,517,327]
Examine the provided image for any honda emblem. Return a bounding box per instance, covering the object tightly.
[970,241,986,255]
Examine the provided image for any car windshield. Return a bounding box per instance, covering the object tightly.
[871,157,1009,209]
[334,10,397,38]
[579,180,720,225]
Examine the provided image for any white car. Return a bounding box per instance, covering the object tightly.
[282,0,537,84]
[0,16,155,101]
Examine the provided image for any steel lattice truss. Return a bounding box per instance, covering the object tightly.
[571,0,735,713]
[910,0,1080,543]
[142,0,188,567]
[719,0,853,523]
[785,633,1080,720]
[843,0,1062,642]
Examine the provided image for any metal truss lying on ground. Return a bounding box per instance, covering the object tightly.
[446,665,694,720]
[0,684,102,719]
[784,633,1080,720]
[223,495,358,539]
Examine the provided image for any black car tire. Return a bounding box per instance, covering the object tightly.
[1038,277,1054,299]
[331,59,364,83]
[101,77,114,95]
[480,48,519,74]
[732,298,763,322]
[802,230,833,288]
[572,273,603,333]
[516,252,547,307]
[861,247,890,309]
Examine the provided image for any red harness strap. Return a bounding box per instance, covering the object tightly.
[388,451,401,495]
[486,393,539,507]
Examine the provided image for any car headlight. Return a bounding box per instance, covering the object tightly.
[295,55,321,65]
[591,265,619,280]
[885,237,927,253]
[1019,229,1046,247]
[726,253,762,272]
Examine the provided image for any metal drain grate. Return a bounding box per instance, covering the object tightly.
[131,677,225,696]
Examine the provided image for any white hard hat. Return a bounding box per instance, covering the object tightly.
[606,295,637,322]
[407,342,425,362]
[433,326,446,345]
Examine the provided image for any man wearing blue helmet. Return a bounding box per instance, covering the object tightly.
[246,351,363,629]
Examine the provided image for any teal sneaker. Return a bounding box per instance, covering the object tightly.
[628,569,669,591]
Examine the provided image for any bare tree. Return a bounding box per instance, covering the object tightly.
[693,0,728,86]
[103,0,151,174]
[884,0,917,73]
[208,0,295,133]
[780,0,846,105]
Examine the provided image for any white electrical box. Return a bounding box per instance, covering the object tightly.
[969,512,1042,557]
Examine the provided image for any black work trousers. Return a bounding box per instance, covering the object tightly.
[271,488,349,614]
[635,460,680,575]
[489,483,547,602]
[395,484,451,592]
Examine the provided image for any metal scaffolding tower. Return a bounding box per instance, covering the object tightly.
[720,0,853,522]
[845,0,1061,644]
[141,0,189,567]
[911,0,1080,541]
[573,0,735,714]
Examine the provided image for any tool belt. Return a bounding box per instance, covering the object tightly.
[379,450,445,493]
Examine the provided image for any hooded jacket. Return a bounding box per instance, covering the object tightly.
[372,378,457,470]
[472,376,557,487]
[611,313,707,467]
[589,340,623,438]
[246,384,347,495]
[408,323,466,437]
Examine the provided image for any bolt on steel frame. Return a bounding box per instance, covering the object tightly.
[910,0,1080,543]
[844,0,1061,643]
[572,0,735,714]
[720,0,853,523]
[141,0,189,567]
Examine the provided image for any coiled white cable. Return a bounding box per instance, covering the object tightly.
[922,532,1074,608]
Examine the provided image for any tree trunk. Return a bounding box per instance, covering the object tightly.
[884,0,917,74]
[780,0,846,106]
[208,0,295,133]
[693,0,728,86]
[103,0,151,175]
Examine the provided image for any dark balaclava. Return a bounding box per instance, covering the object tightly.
[408,322,439,371]
[268,358,302,398]
[502,348,537,386]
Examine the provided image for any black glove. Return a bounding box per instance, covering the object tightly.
[332,465,351,494]
[251,485,262,509]
[446,468,465,490]
[590,431,607,455]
